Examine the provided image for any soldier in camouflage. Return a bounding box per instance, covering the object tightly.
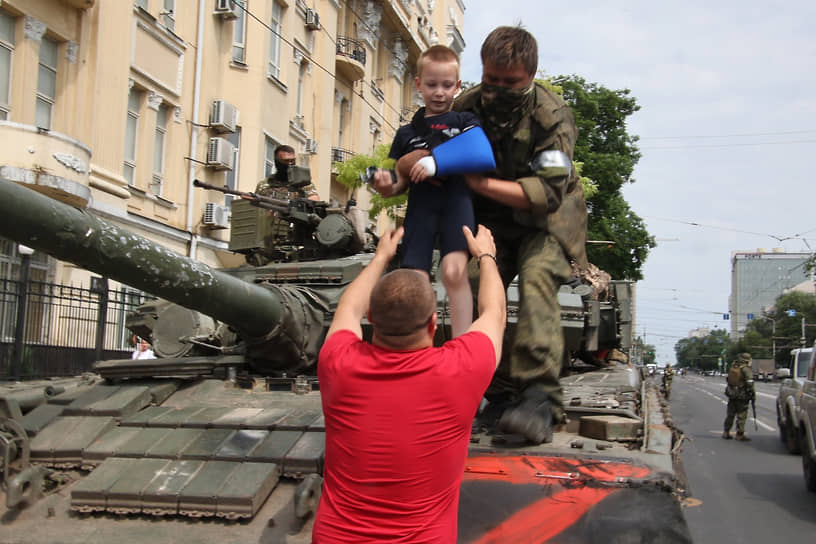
[662,363,674,399]
[452,26,588,444]
[255,144,320,200]
[723,352,755,441]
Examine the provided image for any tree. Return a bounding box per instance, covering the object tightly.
[675,329,731,371]
[552,75,655,280]
[333,144,405,220]
[742,291,816,366]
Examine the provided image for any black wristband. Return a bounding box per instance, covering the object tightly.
[477,253,497,267]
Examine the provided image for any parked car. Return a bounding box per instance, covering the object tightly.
[776,347,814,453]
[795,343,816,491]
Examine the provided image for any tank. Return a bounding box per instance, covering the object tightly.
[0,178,691,543]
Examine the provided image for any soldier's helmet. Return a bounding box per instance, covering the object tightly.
[738,352,752,362]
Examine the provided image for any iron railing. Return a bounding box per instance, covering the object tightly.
[0,278,151,379]
[336,37,366,65]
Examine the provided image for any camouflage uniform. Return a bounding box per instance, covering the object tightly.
[255,172,318,200]
[662,365,674,399]
[454,82,588,423]
[723,353,755,439]
[254,171,319,245]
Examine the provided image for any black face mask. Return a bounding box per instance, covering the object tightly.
[274,160,289,180]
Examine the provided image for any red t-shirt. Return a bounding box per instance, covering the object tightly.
[312,330,496,544]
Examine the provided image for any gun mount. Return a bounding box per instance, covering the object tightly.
[193,179,369,265]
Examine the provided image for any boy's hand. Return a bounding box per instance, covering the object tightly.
[462,225,496,260]
[371,169,397,197]
[409,162,430,183]
[375,226,404,261]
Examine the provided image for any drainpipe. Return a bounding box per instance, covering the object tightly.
[186,0,206,258]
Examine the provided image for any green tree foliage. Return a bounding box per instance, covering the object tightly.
[742,291,816,366]
[333,144,404,220]
[675,328,731,371]
[632,337,657,365]
[552,75,655,280]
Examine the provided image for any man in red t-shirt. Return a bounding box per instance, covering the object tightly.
[312,224,505,543]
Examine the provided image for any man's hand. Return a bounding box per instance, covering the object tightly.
[464,173,488,193]
[463,225,496,260]
[374,226,404,262]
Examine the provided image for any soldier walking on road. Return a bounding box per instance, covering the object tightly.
[723,352,755,441]
[662,363,674,399]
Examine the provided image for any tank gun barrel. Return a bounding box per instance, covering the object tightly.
[0,179,281,339]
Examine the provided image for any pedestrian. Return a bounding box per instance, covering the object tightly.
[312,224,505,543]
[372,44,483,337]
[663,363,674,399]
[723,352,755,441]
[255,144,320,200]
[455,25,588,443]
[131,337,155,360]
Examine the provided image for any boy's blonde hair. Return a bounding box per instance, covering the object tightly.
[417,45,460,78]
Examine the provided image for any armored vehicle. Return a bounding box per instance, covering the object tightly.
[0,178,691,543]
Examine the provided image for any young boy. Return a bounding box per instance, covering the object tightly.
[373,45,481,337]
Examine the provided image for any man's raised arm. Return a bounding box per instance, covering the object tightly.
[462,225,506,366]
[325,227,404,341]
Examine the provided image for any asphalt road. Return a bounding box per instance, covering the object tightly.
[668,373,816,543]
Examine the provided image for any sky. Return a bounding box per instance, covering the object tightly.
[460,1,816,363]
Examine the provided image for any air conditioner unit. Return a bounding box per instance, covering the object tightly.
[305,9,321,30]
[203,202,230,229]
[214,0,239,19]
[304,138,318,154]
[210,100,238,133]
[206,137,235,170]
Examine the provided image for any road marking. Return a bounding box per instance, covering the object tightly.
[687,384,776,431]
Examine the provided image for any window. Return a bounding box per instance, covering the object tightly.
[151,104,167,195]
[123,88,141,185]
[264,135,279,178]
[224,128,241,207]
[268,1,282,79]
[295,59,307,125]
[0,10,14,120]
[36,36,58,129]
[232,0,246,63]
[161,0,175,32]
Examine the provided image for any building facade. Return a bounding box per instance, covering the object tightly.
[729,249,812,338]
[0,0,467,287]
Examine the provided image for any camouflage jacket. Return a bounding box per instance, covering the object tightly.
[254,176,318,200]
[454,82,588,268]
[725,362,755,401]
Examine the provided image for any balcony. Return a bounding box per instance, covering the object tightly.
[0,121,91,208]
[335,37,366,82]
[331,147,356,164]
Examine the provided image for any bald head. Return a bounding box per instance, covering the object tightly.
[369,269,436,343]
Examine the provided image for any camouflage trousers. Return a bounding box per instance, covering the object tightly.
[471,229,571,421]
[724,399,750,434]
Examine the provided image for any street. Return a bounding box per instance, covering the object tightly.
[669,373,816,542]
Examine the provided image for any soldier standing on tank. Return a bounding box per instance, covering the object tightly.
[723,352,755,441]
[254,144,320,200]
[662,363,674,399]
[453,25,587,444]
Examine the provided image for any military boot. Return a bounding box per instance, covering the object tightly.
[735,433,751,441]
[497,388,554,445]
[722,431,732,439]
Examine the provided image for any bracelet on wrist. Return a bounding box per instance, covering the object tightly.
[477,253,497,267]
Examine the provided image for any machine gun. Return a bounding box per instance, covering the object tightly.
[193,179,367,264]
[193,179,324,226]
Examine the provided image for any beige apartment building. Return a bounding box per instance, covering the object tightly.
[0,0,467,286]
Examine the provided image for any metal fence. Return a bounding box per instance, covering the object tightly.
[0,278,151,379]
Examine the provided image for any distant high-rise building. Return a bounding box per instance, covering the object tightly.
[729,249,812,338]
